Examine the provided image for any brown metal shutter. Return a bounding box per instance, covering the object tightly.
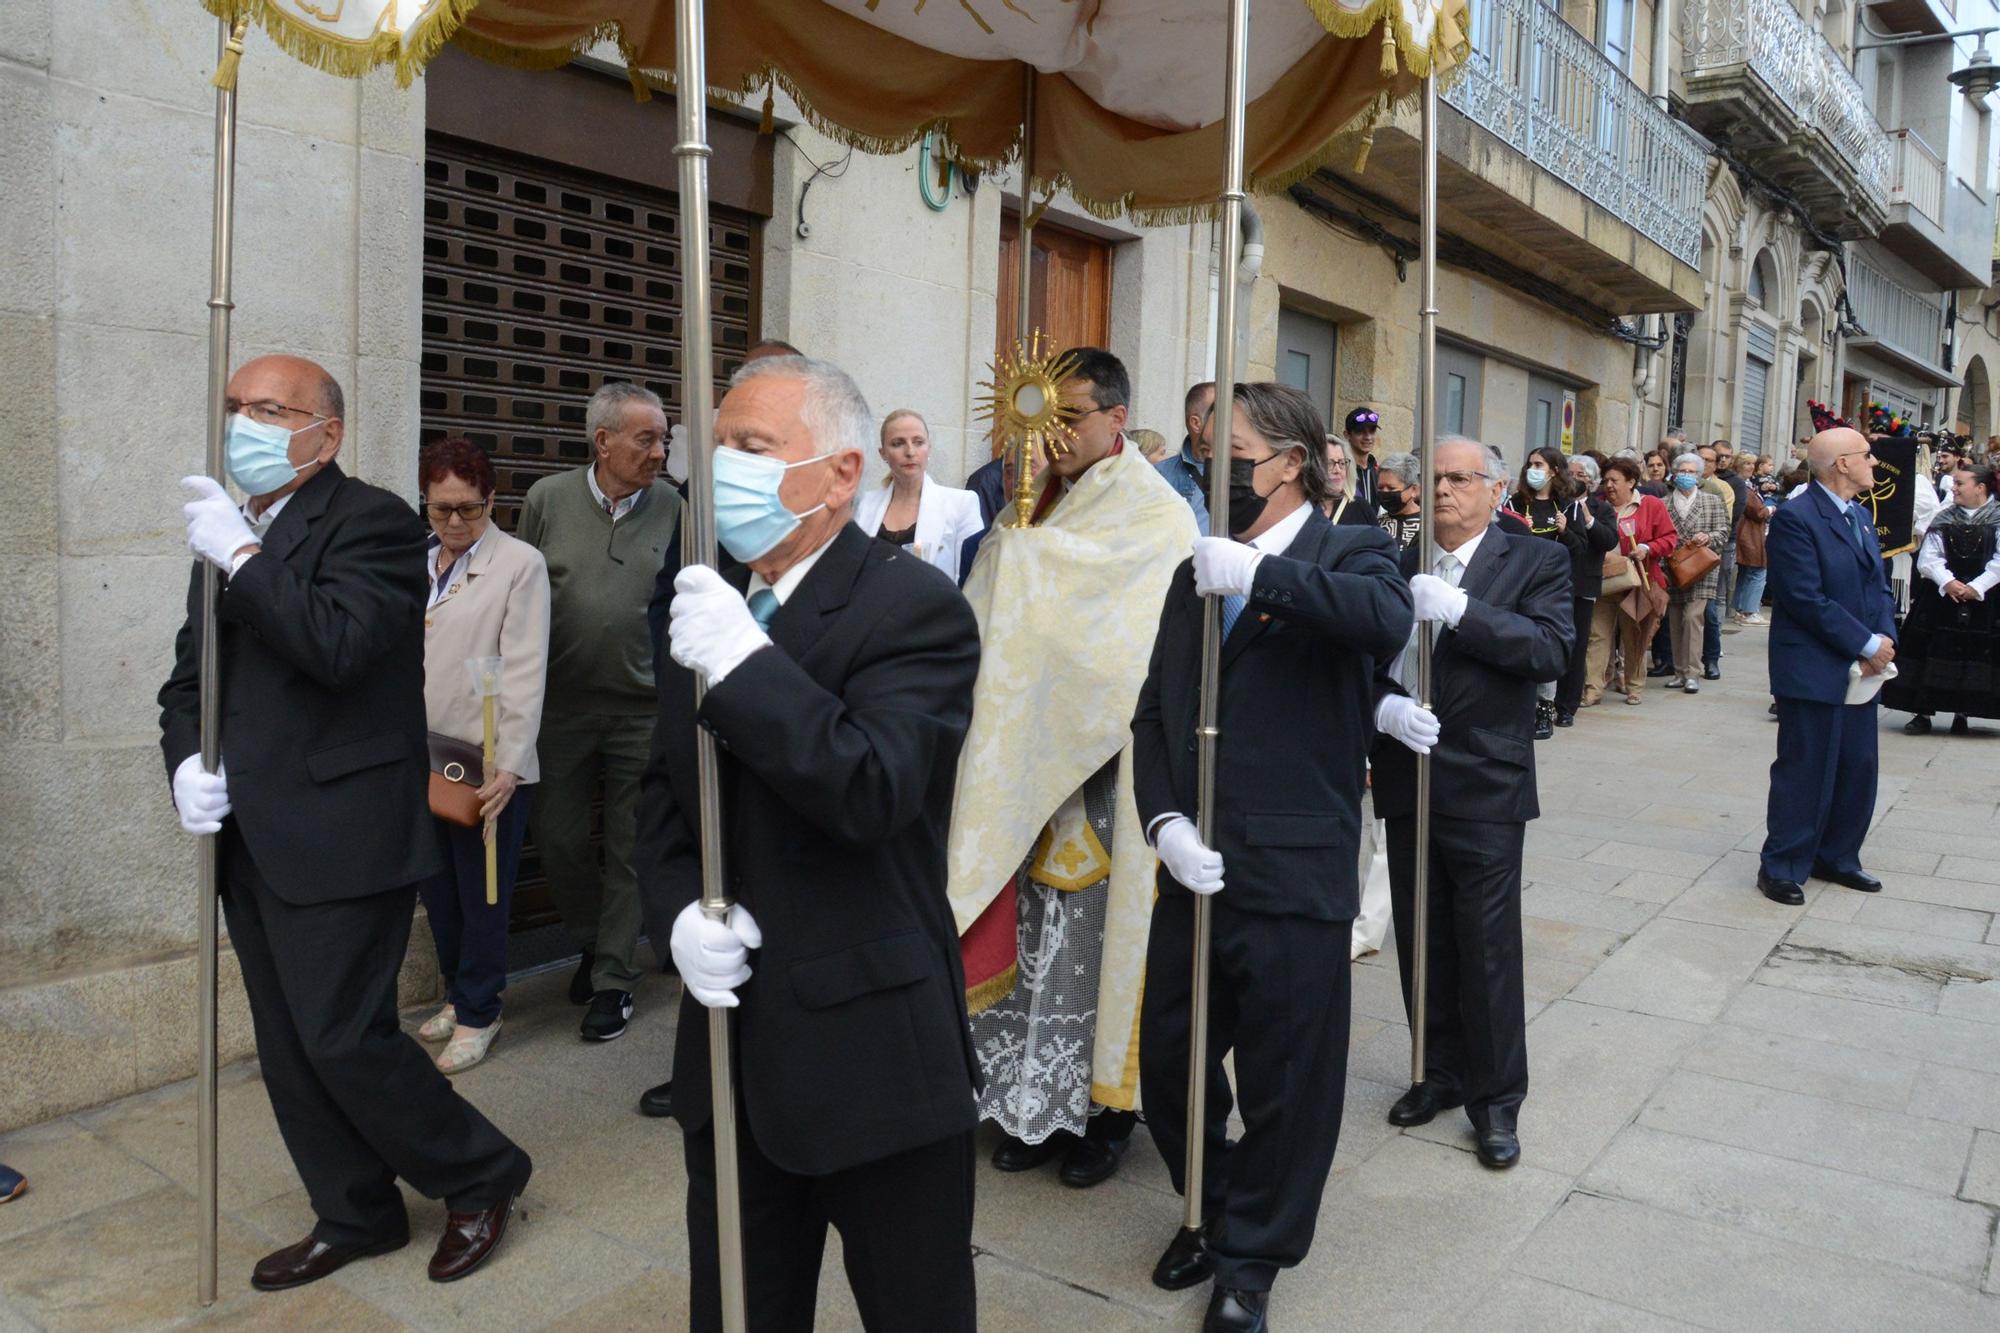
[419,133,759,934]
[420,133,758,529]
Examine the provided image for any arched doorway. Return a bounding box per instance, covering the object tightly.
[1960,354,1990,442]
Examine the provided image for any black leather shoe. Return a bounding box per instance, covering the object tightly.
[1533,703,1554,741]
[990,1132,1069,1172]
[1812,863,1882,893]
[1387,1083,1462,1127]
[568,951,596,1006]
[1904,714,1933,735]
[1702,665,1722,681]
[1203,1286,1270,1333]
[1152,1225,1214,1291]
[638,1081,673,1118]
[1058,1133,1127,1187]
[1951,714,1971,736]
[251,1233,407,1291]
[1646,662,1673,678]
[1757,869,1805,906]
[1554,711,1575,728]
[1474,1108,1521,1170]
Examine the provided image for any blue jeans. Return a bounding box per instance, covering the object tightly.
[1733,565,1768,615]
[1702,547,1735,670]
[417,789,531,1028]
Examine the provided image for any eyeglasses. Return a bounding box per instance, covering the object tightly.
[225,397,326,426]
[1831,448,1875,461]
[1326,457,1350,469]
[1435,470,1493,490]
[424,500,490,522]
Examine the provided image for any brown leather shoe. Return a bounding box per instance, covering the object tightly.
[427,1194,519,1282]
[251,1233,406,1291]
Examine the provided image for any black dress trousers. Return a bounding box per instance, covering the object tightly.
[219,824,531,1247]
[1139,893,1352,1293]
[1385,815,1529,1123]
[683,1111,976,1333]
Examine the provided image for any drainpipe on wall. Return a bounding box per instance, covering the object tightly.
[1628,0,1678,451]
[1233,199,1265,380]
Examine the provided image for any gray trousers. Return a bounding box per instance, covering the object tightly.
[531,710,651,993]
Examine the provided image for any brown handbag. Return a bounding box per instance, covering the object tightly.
[426,732,485,828]
[1666,541,1721,590]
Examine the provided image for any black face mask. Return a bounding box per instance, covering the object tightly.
[1378,488,1409,515]
[1226,452,1290,536]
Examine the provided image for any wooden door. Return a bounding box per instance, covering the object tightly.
[995,215,1111,455]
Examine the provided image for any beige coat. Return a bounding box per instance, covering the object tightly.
[422,525,551,782]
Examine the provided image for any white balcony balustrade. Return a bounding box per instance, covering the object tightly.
[1444,0,1707,268]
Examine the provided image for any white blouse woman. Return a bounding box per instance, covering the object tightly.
[851,408,984,582]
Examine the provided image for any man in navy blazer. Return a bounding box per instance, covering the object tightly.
[1758,427,1899,905]
[1131,382,1412,1333]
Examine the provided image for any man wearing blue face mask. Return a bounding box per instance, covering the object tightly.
[160,355,533,1292]
[637,355,984,1331]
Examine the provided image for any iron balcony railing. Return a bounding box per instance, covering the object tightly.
[1445,0,1707,268]
[1682,0,1892,207]
[1847,253,1947,368]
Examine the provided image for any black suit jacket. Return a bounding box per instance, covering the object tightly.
[636,523,984,1177]
[1132,510,1413,921]
[157,464,439,903]
[1370,526,1573,826]
[1569,496,1621,598]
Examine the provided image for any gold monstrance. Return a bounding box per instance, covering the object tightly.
[977,332,1082,528]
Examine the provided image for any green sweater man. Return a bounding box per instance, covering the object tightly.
[517,382,683,1036]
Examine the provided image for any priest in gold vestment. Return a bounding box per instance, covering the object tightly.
[948,348,1198,1187]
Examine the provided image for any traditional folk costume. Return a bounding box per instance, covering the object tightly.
[949,444,1198,1145]
[1884,498,2000,723]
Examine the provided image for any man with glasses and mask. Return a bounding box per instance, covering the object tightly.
[161,355,533,1290]
[1757,427,1898,906]
[1131,382,1411,1330]
[1368,436,1573,1173]
[519,381,684,1044]
[949,348,1198,1191]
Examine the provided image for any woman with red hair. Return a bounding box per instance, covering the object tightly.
[413,437,550,1073]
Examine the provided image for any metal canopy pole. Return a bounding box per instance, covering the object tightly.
[1410,74,1439,1086]
[671,5,746,1329]
[1182,0,1250,1241]
[195,14,246,1308]
[1016,69,1035,341]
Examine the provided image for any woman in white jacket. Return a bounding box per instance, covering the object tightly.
[851,407,985,582]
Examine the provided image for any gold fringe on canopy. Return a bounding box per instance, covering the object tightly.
[193,0,1471,222]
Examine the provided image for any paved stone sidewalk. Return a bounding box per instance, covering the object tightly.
[3,624,1998,1330]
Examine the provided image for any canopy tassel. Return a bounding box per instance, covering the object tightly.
[1379,21,1399,79]
[210,15,250,92]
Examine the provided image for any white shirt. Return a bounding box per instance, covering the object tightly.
[586,463,643,521]
[746,530,836,609]
[1389,529,1482,694]
[228,492,296,577]
[1245,498,1312,560]
[1916,517,2000,596]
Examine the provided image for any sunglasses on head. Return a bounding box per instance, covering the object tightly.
[1351,412,1379,427]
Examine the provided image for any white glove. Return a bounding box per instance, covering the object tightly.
[1192,536,1263,597]
[1409,573,1469,627]
[670,900,764,1008]
[669,565,771,684]
[1155,816,1225,895]
[181,475,259,572]
[172,753,231,834]
[1375,695,1441,755]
